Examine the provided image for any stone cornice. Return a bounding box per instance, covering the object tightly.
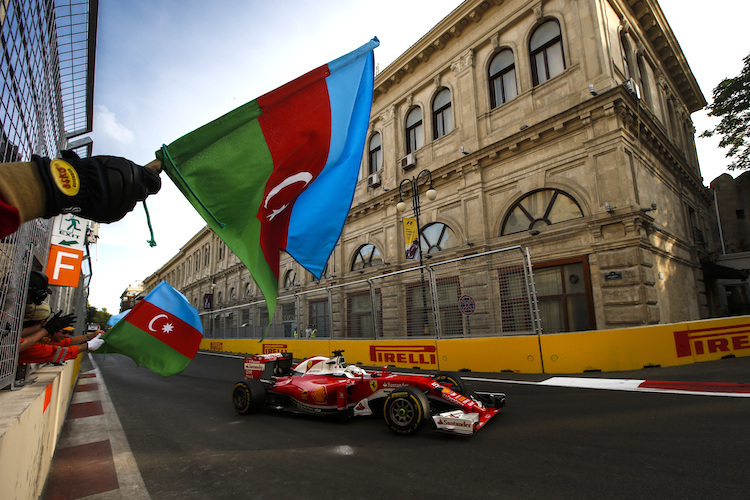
[373,0,496,98]
[623,0,706,112]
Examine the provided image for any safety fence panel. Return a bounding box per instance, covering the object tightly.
[0,220,51,390]
[199,246,539,342]
[427,246,539,337]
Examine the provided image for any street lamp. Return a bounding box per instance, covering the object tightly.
[397,169,437,267]
[397,169,437,335]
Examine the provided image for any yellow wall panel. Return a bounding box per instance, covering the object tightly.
[436,336,544,373]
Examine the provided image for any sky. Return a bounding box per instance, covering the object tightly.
[86,0,750,314]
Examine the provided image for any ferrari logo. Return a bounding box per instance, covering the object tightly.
[370,380,378,392]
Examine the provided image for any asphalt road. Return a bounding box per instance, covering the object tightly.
[92,352,750,500]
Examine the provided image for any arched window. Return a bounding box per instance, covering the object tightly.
[352,244,383,271]
[420,222,459,254]
[217,291,222,304]
[310,263,331,282]
[283,269,298,289]
[244,282,252,298]
[501,189,584,235]
[432,88,453,139]
[489,49,518,108]
[637,54,651,104]
[229,287,236,300]
[619,33,634,79]
[368,133,382,175]
[405,107,423,153]
[530,19,566,86]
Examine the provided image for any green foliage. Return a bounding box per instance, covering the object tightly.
[86,301,112,327]
[701,52,750,171]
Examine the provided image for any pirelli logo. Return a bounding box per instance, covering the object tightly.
[370,345,437,366]
[674,324,750,358]
[263,343,288,354]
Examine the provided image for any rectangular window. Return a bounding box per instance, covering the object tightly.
[405,278,462,336]
[281,303,296,337]
[347,291,381,337]
[435,278,462,337]
[533,259,594,333]
[309,299,329,337]
[498,267,532,333]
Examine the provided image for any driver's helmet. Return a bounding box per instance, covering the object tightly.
[344,364,365,376]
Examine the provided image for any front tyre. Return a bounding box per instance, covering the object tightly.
[232,380,266,415]
[434,372,466,396]
[383,386,430,435]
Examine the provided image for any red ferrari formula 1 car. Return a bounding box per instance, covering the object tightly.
[232,350,505,436]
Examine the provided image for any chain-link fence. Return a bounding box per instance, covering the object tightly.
[200,246,540,340]
[1,0,96,390]
[0,221,51,389]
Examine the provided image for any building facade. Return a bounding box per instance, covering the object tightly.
[143,0,714,337]
[705,172,750,316]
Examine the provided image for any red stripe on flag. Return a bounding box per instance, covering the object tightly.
[638,380,750,394]
[256,64,332,278]
[125,300,202,359]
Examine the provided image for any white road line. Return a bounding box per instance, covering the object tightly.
[463,375,750,397]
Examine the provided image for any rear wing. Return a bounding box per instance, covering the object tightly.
[244,352,294,381]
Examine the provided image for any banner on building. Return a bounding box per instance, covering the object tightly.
[403,217,419,260]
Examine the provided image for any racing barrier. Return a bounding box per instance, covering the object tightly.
[198,244,750,373]
[202,314,750,374]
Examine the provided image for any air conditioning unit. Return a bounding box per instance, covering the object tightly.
[623,78,641,100]
[400,153,417,171]
[367,172,381,188]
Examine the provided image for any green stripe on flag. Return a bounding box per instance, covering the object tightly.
[160,99,279,317]
[103,321,192,377]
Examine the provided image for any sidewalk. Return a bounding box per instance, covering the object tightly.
[41,354,149,500]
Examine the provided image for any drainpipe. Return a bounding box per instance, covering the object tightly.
[713,187,726,255]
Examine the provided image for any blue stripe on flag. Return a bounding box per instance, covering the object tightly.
[143,281,203,332]
[285,39,377,278]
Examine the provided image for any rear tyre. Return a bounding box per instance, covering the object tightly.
[232,380,266,415]
[383,386,430,435]
[434,372,466,396]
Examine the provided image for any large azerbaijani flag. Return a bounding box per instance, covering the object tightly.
[100,281,203,376]
[158,38,379,323]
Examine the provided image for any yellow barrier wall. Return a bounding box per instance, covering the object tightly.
[436,336,544,373]
[202,315,750,374]
[539,315,750,373]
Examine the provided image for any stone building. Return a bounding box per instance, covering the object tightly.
[119,281,144,312]
[704,172,750,316]
[143,0,713,336]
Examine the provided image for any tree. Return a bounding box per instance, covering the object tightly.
[701,52,750,171]
[86,302,111,327]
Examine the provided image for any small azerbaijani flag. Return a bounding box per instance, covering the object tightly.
[100,281,203,376]
[158,38,378,325]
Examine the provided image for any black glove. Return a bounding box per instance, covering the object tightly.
[43,311,77,334]
[33,152,161,223]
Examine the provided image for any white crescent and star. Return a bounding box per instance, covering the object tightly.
[148,314,175,334]
[263,172,313,221]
